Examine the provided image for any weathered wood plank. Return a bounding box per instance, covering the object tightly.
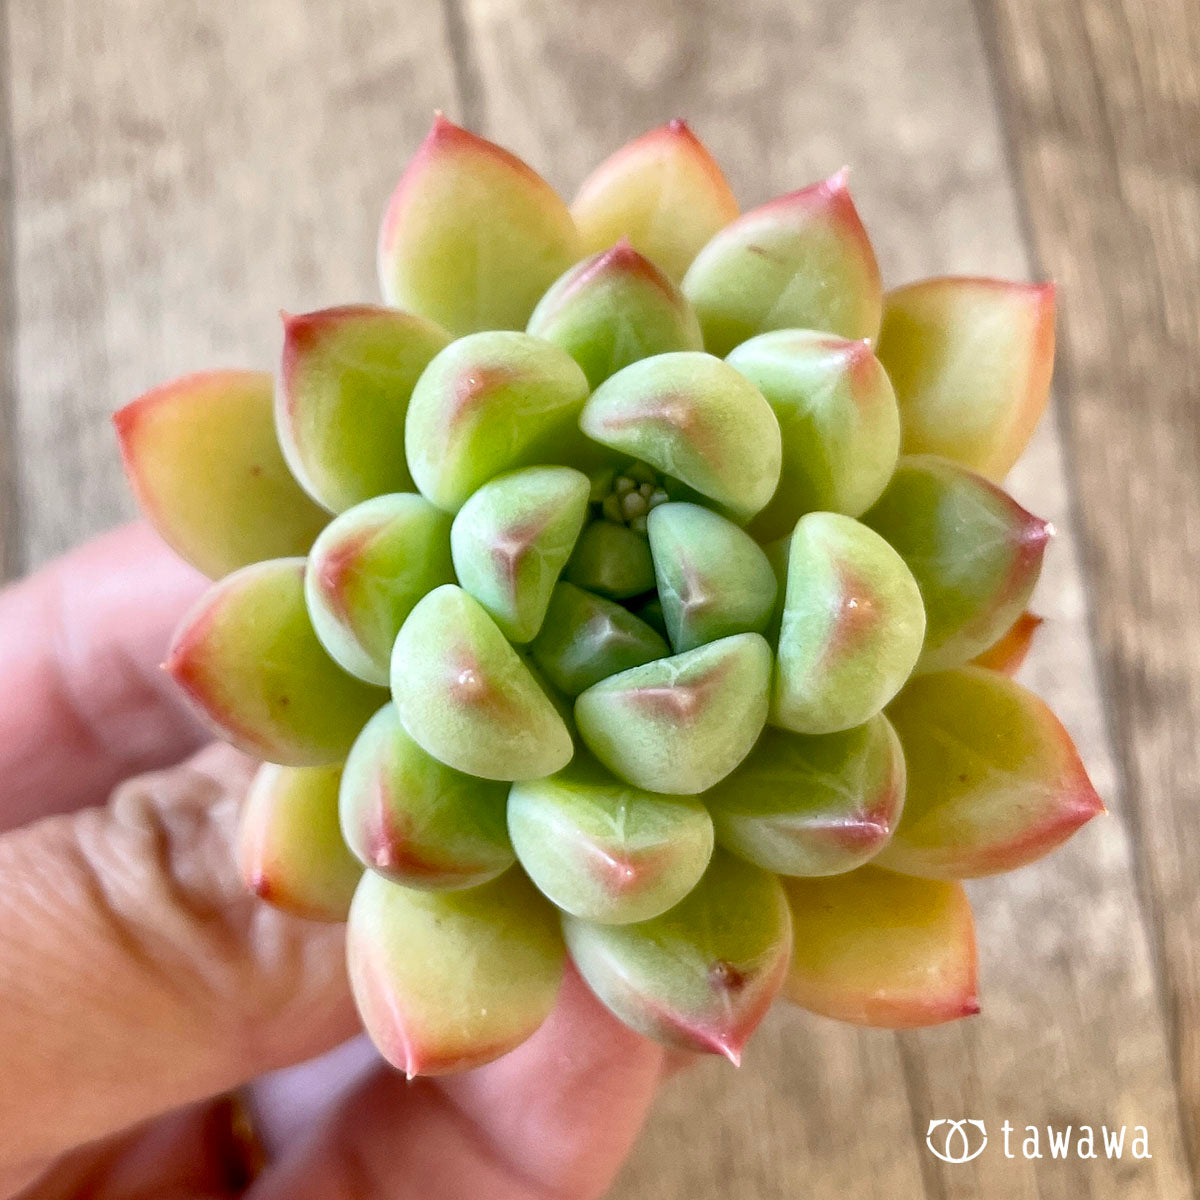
[981,0,1200,1186]
[453,0,1189,1195]
[6,1,466,566]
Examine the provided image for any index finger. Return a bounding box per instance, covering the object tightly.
[0,522,207,830]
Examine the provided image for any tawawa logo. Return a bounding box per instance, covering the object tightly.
[926,1120,988,1163]
[926,1119,1153,1163]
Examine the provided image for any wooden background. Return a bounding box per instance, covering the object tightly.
[0,0,1196,1196]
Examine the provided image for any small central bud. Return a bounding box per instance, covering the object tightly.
[591,461,671,534]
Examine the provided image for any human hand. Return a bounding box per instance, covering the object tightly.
[0,524,664,1198]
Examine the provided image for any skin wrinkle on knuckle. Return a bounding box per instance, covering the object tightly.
[97,762,343,1064]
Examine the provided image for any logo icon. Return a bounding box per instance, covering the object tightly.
[926,1119,988,1164]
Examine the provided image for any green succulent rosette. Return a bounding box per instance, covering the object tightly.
[117,115,1101,1076]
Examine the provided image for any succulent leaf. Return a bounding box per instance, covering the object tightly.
[570,120,739,283]
[876,277,1056,480]
[563,520,657,600]
[563,850,792,1061]
[406,331,591,512]
[305,493,455,685]
[579,352,782,522]
[575,633,771,794]
[528,582,669,696]
[647,502,777,652]
[451,466,591,643]
[276,305,451,513]
[238,763,362,921]
[682,172,883,356]
[877,666,1103,877]
[340,704,512,889]
[863,455,1050,673]
[773,513,925,734]
[972,610,1043,675]
[166,558,383,765]
[782,866,978,1027]
[378,115,580,335]
[509,755,714,925]
[705,716,905,877]
[726,330,901,539]
[348,867,564,1076]
[526,241,704,388]
[114,370,328,578]
[391,585,574,781]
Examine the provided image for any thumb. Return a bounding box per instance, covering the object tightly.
[0,744,358,1177]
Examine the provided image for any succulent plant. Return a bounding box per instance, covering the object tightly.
[116,115,1103,1077]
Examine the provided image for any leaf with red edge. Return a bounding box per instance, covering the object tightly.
[571,120,739,282]
[238,763,361,921]
[876,277,1055,480]
[379,115,580,335]
[276,305,450,513]
[705,716,906,878]
[526,240,704,387]
[348,867,564,1077]
[166,558,382,766]
[682,171,883,355]
[579,351,782,523]
[115,370,328,578]
[782,865,979,1028]
[339,704,512,890]
[863,455,1051,673]
[877,666,1104,878]
[772,513,925,735]
[391,585,575,782]
[564,850,792,1061]
[509,754,714,925]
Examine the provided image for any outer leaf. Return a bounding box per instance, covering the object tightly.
[526,240,704,388]
[166,558,382,765]
[509,755,714,925]
[863,455,1050,673]
[726,329,901,539]
[340,704,512,889]
[391,585,574,781]
[876,277,1056,479]
[238,763,362,921]
[451,466,591,643]
[972,610,1043,675]
[682,172,883,356]
[773,513,925,734]
[348,868,564,1076]
[305,493,455,685]
[580,352,782,522]
[705,716,905,877]
[405,331,590,512]
[575,633,771,794]
[647,502,777,652]
[570,120,739,282]
[276,305,451,512]
[563,521,657,600]
[115,370,328,578]
[877,666,1104,878]
[782,866,979,1027]
[378,114,580,334]
[564,851,792,1061]
[528,582,669,696]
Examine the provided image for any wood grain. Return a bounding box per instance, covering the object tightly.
[1,0,1194,1195]
[981,0,1200,1182]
